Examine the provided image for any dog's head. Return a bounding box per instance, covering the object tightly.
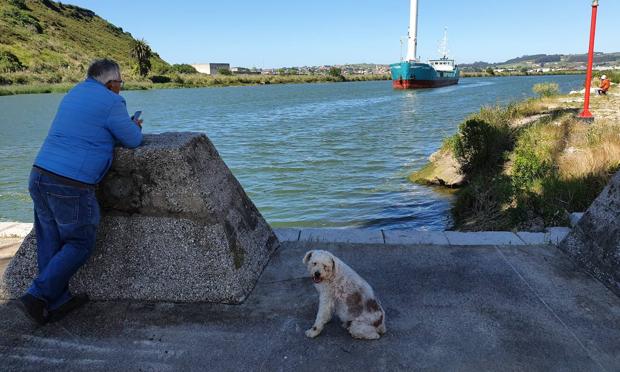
[303,250,336,284]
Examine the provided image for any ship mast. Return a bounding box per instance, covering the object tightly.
[438,27,449,59]
[406,0,419,62]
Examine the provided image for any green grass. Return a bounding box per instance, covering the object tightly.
[0,0,169,82]
[601,69,620,83]
[0,82,73,95]
[461,70,585,78]
[532,82,560,98]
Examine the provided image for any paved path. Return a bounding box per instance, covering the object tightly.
[1,240,618,371]
[273,227,571,246]
[0,223,573,245]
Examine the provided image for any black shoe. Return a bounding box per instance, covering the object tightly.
[17,294,48,326]
[48,294,90,323]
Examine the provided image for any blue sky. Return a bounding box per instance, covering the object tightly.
[63,0,619,67]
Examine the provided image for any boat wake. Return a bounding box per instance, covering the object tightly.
[426,80,495,94]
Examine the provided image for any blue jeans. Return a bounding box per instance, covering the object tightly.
[27,168,100,310]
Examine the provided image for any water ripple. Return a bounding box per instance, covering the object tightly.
[0,76,586,228]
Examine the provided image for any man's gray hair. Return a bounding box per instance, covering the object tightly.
[87,59,121,84]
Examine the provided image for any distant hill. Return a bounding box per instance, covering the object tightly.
[460,52,620,72]
[0,0,169,82]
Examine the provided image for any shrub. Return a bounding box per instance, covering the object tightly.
[512,143,554,189]
[532,82,560,98]
[8,0,29,10]
[42,73,62,84]
[600,70,620,84]
[149,75,171,84]
[218,68,232,76]
[0,51,24,73]
[451,174,514,231]
[40,0,61,12]
[12,74,29,84]
[3,9,43,33]
[328,67,342,78]
[453,117,513,176]
[171,64,198,74]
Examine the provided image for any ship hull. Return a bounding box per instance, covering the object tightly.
[392,78,458,89]
[390,61,459,90]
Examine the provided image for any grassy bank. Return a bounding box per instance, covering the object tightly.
[5,70,617,97]
[0,73,390,96]
[460,69,587,78]
[411,78,620,231]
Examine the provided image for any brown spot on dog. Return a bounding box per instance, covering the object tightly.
[312,326,317,331]
[366,299,380,312]
[346,292,363,317]
[373,315,384,328]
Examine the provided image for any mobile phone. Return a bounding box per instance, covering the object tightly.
[132,110,142,121]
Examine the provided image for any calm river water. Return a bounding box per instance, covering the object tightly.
[0,75,585,229]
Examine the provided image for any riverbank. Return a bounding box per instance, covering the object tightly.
[0,73,390,96]
[460,69,587,78]
[0,71,603,97]
[411,78,620,232]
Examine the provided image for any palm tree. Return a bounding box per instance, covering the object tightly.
[130,38,152,77]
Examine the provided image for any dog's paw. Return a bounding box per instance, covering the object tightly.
[305,326,321,338]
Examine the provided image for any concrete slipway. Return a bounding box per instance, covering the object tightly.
[0,226,619,371]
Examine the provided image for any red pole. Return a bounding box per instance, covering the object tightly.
[579,0,599,119]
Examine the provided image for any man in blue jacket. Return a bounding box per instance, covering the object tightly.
[18,59,143,325]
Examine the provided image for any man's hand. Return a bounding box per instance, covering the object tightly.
[133,118,143,129]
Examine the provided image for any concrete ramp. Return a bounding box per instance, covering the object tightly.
[1,241,619,370]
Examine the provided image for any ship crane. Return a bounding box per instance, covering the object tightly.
[438,27,450,60]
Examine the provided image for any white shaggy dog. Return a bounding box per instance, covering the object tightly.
[303,250,386,340]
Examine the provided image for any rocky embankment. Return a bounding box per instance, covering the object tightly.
[409,147,464,187]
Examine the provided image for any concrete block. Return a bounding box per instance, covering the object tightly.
[298,229,384,244]
[516,232,546,245]
[1,133,279,304]
[559,170,620,296]
[0,223,32,238]
[546,227,571,245]
[445,231,526,246]
[273,228,300,242]
[569,212,584,227]
[383,230,449,245]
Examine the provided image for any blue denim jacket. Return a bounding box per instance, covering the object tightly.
[34,78,143,184]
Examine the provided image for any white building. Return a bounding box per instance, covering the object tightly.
[191,63,230,75]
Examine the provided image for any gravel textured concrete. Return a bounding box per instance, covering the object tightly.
[0,133,279,304]
[1,241,618,371]
[560,170,620,297]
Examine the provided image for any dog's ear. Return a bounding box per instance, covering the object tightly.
[303,250,313,264]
